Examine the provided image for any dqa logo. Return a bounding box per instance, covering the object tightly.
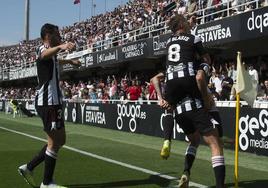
[239,109,268,151]
[116,104,146,132]
[247,11,268,33]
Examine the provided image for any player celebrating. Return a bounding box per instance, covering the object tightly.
[152,15,225,188]
[18,23,80,188]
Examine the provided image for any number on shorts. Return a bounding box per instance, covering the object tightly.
[57,109,62,120]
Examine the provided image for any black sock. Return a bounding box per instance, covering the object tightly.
[43,149,57,185]
[212,156,225,188]
[27,144,47,171]
[184,146,197,174]
[163,113,174,141]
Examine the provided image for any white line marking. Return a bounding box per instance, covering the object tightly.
[0,126,207,188]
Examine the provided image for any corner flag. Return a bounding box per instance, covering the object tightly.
[236,52,257,107]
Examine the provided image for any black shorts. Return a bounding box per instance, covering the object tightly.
[175,108,215,135]
[165,76,202,106]
[209,111,223,137]
[36,105,65,133]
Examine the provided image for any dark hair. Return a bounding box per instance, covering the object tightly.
[168,14,188,33]
[40,23,59,40]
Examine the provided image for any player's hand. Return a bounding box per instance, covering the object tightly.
[60,42,75,51]
[72,59,81,67]
[159,99,171,110]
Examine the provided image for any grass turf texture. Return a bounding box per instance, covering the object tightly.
[0,113,267,188]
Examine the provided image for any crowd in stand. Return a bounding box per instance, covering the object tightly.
[1,58,268,103]
[1,0,268,69]
[1,0,268,104]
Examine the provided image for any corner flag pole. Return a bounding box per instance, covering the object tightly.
[234,52,241,188]
[235,92,240,188]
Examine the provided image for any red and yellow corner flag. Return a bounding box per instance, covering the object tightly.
[74,0,80,5]
[236,52,257,107]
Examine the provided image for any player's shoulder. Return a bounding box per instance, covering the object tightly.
[36,44,48,52]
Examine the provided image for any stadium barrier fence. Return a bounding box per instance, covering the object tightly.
[0,99,267,156]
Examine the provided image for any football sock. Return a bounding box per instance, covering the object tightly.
[163,113,174,141]
[183,146,197,174]
[212,155,225,188]
[43,149,57,185]
[27,144,47,171]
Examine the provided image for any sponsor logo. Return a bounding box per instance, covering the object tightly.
[9,67,37,80]
[72,103,77,123]
[84,105,106,125]
[85,54,94,67]
[97,50,117,63]
[116,104,146,132]
[122,42,147,59]
[239,109,268,151]
[64,103,68,121]
[197,24,231,43]
[247,11,268,33]
[153,36,168,54]
[62,64,74,71]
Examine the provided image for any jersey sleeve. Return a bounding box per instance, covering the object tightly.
[193,35,207,56]
[36,45,48,60]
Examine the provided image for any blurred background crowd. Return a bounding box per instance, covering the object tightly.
[1,0,268,103]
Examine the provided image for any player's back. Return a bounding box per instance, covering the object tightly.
[166,33,197,66]
[164,33,203,105]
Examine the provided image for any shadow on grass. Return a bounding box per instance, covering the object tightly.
[209,179,268,188]
[65,174,172,188]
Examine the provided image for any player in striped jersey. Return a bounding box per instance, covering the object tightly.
[152,15,225,188]
[18,23,80,188]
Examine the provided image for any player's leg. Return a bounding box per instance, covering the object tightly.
[178,132,200,188]
[41,106,66,187]
[160,110,174,159]
[41,128,66,187]
[175,114,199,188]
[203,129,225,188]
[183,132,200,176]
[18,106,47,187]
[189,109,225,188]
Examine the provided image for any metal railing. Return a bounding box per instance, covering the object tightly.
[1,98,268,108]
[1,0,266,72]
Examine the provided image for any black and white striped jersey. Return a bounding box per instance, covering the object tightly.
[175,97,203,115]
[165,33,206,81]
[35,45,62,106]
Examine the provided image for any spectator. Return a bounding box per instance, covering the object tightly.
[127,80,142,100]
[257,79,268,100]
[220,70,234,100]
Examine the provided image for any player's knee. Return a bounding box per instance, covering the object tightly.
[190,138,200,147]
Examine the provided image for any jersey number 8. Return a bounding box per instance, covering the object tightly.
[168,44,181,62]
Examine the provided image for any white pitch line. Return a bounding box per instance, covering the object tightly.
[0,126,207,188]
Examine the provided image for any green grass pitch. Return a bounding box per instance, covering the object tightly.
[0,113,267,188]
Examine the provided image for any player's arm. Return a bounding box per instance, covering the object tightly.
[196,70,211,110]
[194,36,212,109]
[150,72,170,109]
[150,72,165,100]
[40,42,75,60]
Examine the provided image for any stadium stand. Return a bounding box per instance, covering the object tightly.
[0,0,268,105]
